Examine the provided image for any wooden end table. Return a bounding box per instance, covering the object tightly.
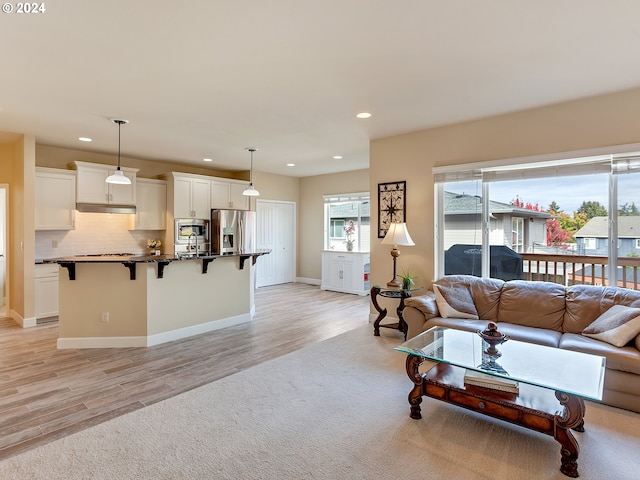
[371,284,421,339]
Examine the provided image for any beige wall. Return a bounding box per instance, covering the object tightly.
[370,86,640,293]
[298,169,369,280]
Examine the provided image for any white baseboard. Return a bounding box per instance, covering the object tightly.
[10,309,36,328]
[296,277,321,286]
[57,313,252,349]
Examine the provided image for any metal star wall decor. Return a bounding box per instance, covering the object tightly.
[378,181,406,238]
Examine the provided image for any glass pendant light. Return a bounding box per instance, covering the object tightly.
[243,147,260,196]
[105,119,131,185]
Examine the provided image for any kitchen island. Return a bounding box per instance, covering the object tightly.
[44,252,269,349]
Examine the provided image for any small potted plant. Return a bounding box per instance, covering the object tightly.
[399,268,416,290]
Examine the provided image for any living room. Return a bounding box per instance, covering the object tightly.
[2,2,640,478]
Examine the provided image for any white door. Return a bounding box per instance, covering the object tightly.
[256,200,295,287]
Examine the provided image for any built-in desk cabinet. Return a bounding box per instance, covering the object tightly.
[321,251,370,296]
[35,167,76,230]
[75,161,138,206]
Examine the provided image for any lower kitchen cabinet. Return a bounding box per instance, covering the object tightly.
[35,264,59,319]
[321,251,370,296]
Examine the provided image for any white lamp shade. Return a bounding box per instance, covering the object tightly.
[381,222,414,246]
[105,169,131,185]
[242,184,260,196]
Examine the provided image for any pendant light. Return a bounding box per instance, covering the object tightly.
[105,119,131,185]
[243,147,260,196]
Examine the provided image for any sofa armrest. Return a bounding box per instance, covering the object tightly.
[404,293,439,339]
[404,293,438,318]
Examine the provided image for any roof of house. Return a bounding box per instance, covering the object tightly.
[444,192,553,218]
[329,201,370,218]
[574,216,640,238]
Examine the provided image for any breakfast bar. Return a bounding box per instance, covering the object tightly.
[45,251,269,349]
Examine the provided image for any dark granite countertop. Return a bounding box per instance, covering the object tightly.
[43,250,271,280]
[42,250,270,264]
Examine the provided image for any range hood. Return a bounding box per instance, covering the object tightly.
[76,203,136,214]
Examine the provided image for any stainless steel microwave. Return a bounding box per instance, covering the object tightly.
[174,218,209,245]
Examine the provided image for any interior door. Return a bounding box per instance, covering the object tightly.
[256,200,295,287]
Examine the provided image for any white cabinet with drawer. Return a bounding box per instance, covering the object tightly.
[321,251,370,296]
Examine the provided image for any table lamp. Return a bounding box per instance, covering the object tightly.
[381,222,415,287]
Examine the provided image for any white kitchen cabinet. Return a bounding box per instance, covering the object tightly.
[35,167,76,230]
[211,179,250,210]
[75,161,138,205]
[321,251,370,296]
[172,173,211,218]
[131,178,167,230]
[35,264,59,319]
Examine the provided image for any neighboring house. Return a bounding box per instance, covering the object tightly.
[443,192,553,253]
[328,200,371,251]
[575,216,640,257]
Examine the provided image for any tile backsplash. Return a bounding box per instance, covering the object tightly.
[36,212,164,259]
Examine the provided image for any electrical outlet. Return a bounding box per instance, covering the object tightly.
[101,312,109,322]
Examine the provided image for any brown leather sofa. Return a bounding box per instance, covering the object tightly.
[403,275,640,413]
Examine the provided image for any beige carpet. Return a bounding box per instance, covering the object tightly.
[1,325,638,479]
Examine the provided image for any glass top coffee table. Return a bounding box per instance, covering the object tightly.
[395,327,606,478]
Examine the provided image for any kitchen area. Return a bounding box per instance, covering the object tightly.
[35,161,268,349]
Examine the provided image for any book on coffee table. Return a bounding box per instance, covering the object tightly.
[464,369,519,394]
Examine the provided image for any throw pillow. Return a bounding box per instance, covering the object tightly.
[433,284,479,319]
[582,305,640,347]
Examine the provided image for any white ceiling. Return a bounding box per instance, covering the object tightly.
[2,1,640,177]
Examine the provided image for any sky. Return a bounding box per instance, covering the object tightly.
[452,173,637,215]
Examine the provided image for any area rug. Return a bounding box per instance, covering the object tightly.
[0,325,638,479]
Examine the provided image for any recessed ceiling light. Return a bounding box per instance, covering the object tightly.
[78,137,92,142]
[356,112,371,119]
[287,163,295,167]
[203,158,213,162]
[333,155,343,160]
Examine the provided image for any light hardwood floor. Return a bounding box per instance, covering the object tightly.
[0,283,373,460]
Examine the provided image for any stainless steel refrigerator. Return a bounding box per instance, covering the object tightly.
[210,209,256,254]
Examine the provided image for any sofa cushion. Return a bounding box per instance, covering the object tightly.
[560,333,640,375]
[582,305,640,347]
[496,280,566,331]
[564,284,640,334]
[433,284,478,319]
[435,275,503,321]
[493,322,562,348]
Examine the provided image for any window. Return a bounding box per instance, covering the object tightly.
[512,218,524,253]
[584,238,597,250]
[330,219,345,239]
[434,147,640,286]
[324,193,370,252]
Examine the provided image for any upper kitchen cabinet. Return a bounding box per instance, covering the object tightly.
[211,179,250,210]
[131,178,167,230]
[75,161,138,206]
[35,167,76,230]
[171,172,211,219]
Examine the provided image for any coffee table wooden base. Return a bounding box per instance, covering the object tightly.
[405,355,586,478]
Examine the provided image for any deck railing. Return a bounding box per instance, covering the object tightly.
[520,253,640,290]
